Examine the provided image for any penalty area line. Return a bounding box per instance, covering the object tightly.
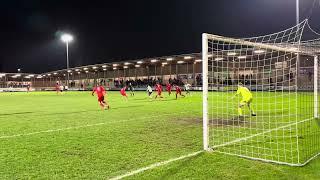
[109,151,203,180]
[0,111,195,139]
[0,119,135,139]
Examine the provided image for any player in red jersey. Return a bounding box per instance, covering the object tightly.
[154,83,163,99]
[92,84,110,110]
[174,85,185,100]
[166,83,172,96]
[120,86,128,101]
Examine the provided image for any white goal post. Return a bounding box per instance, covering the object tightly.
[202,20,320,166]
[202,33,209,151]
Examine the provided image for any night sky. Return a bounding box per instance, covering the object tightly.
[1,0,320,73]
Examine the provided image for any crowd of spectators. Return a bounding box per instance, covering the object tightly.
[211,74,257,86]
[7,82,30,88]
[113,77,196,88]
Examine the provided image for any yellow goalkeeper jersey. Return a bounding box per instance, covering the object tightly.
[236,86,253,100]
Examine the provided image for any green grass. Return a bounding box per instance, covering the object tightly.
[0,91,319,179]
[208,91,319,165]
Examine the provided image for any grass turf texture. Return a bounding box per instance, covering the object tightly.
[209,91,319,165]
[0,91,318,179]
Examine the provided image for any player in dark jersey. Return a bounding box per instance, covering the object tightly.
[154,83,163,99]
[166,83,172,96]
[92,84,110,110]
[26,84,31,93]
[174,85,185,99]
[128,82,135,96]
[55,82,60,94]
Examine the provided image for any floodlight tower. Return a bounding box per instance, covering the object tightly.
[296,0,299,26]
[61,33,73,87]
[296,0,301,92]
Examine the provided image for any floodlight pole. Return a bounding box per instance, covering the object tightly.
[296,0,301,92]
[61,33,72,87]
[66,42,70,87]
[296,0,299,26]
[314,55,318,119]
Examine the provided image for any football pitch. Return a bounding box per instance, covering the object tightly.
[0,91,319,179]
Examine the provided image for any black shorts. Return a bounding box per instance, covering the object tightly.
[148,92,152,96]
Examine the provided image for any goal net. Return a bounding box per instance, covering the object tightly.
[202,19,320,166]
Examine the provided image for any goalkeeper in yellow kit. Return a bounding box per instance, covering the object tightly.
[233,83,256,117]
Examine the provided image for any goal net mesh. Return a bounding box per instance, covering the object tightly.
[203,19,320,166]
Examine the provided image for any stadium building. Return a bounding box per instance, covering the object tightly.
[1,53,203,91]
[0,52,314,91]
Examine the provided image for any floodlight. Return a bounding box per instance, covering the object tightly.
[254,50,265,54]
[238,56,247,59]
[61,34,73,43]
[215,57,224,61]
[227,52,237,56]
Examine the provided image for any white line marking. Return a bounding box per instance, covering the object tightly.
[109,151,203,180]
[0,122,108,139]
[0,111,199,139]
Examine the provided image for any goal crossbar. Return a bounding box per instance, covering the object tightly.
[204,34,301,54]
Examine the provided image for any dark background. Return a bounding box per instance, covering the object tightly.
[1,0,320,73]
